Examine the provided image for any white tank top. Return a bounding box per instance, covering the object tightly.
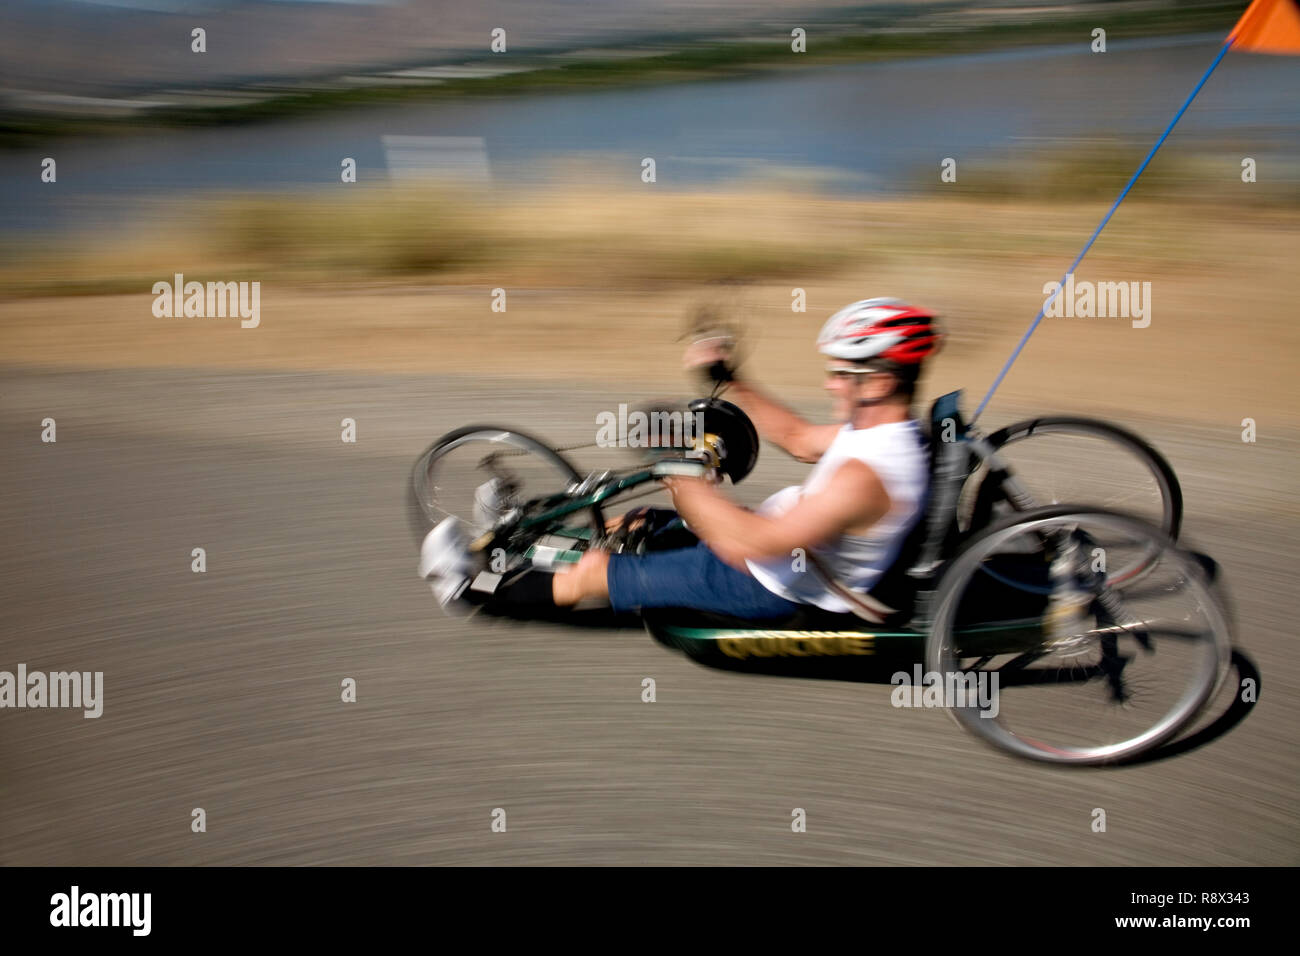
[746,419,928,613]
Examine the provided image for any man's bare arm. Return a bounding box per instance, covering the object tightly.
[665,460,890,569]
[720,378,840,463]
[682,340,837,462]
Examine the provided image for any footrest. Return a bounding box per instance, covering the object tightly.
[650,459,711,479]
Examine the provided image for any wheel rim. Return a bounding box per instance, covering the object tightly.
[409,428,603,544]
[961,419,1182,588]
[926,508,1230,765]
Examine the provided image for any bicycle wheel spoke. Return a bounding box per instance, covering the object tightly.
[961,421,1183,596]
[928,508,1229,765]
[409,428,603,546]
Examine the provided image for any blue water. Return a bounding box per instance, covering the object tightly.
[3,33,1297,233]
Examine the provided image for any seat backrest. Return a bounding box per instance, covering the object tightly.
[926,390,967,451]
[911,391,970,568]
[861,392,968,619]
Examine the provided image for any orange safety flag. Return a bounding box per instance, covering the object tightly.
[1229,0,1300,53]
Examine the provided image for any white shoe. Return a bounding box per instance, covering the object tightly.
[419,517,475,615]
[473,477,510,532]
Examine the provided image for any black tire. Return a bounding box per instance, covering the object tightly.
[926,506,1231,766]
[407,426,603,547]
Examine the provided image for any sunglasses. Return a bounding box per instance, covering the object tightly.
[824,366,879,382]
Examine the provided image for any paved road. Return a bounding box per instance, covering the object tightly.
[1,366,1295,865]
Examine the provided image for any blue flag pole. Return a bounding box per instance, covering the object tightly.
[969,38,1236,425]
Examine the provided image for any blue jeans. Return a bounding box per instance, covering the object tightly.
[606,541,805,620]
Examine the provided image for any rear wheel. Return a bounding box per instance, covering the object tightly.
[960,417,1182,587]
[407,427,604,547]
[926,507,1231,766]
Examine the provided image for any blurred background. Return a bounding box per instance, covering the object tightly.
[0,0,1296,865]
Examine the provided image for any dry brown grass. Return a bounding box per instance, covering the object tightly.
[1,181,1296,425]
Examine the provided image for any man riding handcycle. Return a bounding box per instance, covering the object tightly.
[410,298,1234,766]
[419,298,939,624]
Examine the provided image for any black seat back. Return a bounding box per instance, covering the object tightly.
[861,391,968,621]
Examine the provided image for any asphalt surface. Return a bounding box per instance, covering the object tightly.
[1,365,1295,865]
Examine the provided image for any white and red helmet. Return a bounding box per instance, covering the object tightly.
[816,298,941,365]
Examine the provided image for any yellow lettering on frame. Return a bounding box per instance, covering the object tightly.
[711,631,875,659]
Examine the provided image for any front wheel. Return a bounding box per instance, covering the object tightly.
[407,426,604,547]
[925,506,1231,766]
